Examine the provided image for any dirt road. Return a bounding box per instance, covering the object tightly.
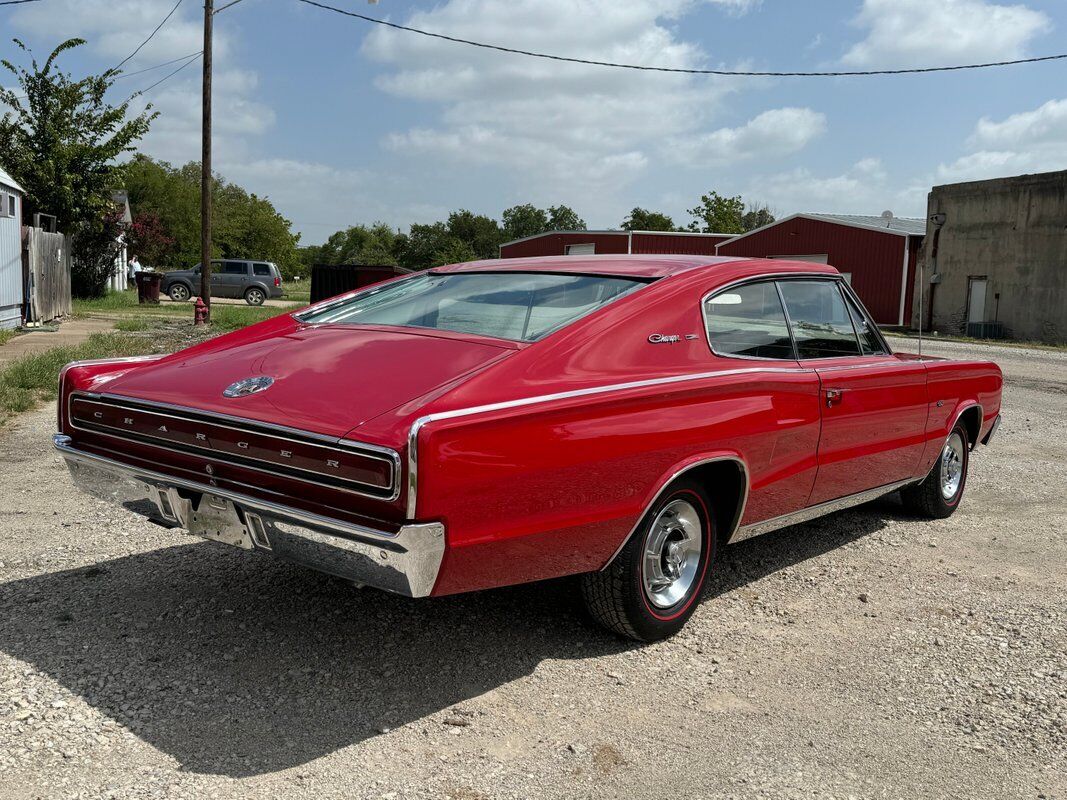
[0,340,1064,799]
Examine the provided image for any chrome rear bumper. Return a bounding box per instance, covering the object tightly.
[52,434,444,597]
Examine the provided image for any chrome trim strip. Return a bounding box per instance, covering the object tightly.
[730,478,917,543]
[599,456,750,571]
[53,434,445,597]
[70,392,401,501]
[404,364,809,519]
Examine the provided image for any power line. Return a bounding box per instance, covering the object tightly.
[114,50,202,80]
[136,51,201,95]
[297,0,1067,77]
[112,0,185,73]
[0,0,45,6]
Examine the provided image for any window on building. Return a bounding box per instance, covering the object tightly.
[704,281,796,360]
[777,280,861,358]
[5,193,15,218]
[564,243,595,255]
[0,192,11,218]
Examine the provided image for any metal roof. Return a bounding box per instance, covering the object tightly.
[500,229,736,248]
[804,213,927,235]
[0,167,24,193]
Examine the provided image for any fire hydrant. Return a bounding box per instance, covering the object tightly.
[194,297,209,326]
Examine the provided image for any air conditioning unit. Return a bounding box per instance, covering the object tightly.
[966,321,1004,339]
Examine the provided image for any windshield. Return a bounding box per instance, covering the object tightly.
[298,272,647,342]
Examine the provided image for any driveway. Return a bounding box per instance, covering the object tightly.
[0,342,1063,799]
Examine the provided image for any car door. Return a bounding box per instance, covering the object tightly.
[703,279,822,524]
[777,278,929,506]
[214,261,248,298]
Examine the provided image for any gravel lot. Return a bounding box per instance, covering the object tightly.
[1,339,1064,799]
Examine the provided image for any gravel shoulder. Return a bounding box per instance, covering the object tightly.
[0,342,1064,799]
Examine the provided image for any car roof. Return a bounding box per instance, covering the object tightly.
[431,254,839,280]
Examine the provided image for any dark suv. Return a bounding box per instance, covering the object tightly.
[161,259,284,306]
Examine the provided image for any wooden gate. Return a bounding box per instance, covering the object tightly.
[24,227,72,323]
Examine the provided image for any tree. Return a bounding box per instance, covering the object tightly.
[686,191,746,234]
[741,203,775,232]
[127,212,173,267]
[122,155,301,275]
[547,204,585,231]
[446,210,503,259]
[0,38,155,296]
[396,222,473,270]
[621,207,677,231]
[501,204,550,241]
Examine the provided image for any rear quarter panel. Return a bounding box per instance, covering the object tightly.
[917,358,1003,475]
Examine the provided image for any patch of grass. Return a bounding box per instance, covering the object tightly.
[204,304,289,331]
[283,288,311,303]
[0,332,159,422]
[0,328,22,347]
[114,317,151,332]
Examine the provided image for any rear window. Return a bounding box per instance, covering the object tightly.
[253,263,272,276]
[299,272,646,342]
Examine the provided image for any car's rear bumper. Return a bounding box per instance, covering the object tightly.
[53,434,444,597]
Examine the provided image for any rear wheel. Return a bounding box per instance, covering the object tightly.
[581,479,715,642]
[902,423,969,518]
[244,287,265,306]
[168,283,191,302]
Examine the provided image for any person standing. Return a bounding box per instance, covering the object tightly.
[127,255,142,289]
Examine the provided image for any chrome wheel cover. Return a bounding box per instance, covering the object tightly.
[940,431,965,501]
[642,498,702,609]
[247,289,264,305]
[171,285,189,301]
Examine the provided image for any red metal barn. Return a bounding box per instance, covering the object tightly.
[715,213,925,327]
[499,230,733,259]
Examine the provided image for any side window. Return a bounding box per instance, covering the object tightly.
[841,289,885,355]
[704,281,796,360]
[777,280,861,358]
[252,263,271,276]
[222,261,247,275]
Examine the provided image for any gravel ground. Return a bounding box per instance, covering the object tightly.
[0,339,1064,799]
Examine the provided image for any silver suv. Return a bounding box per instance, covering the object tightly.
[161,259,284,306]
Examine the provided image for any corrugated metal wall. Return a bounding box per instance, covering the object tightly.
[716,217,913,325]
[630,232,732,254]
[0,189,23,330]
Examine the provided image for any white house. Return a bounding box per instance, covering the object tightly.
[0,166,25,330]
[107,189,132,292]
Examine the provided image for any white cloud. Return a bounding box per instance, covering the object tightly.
[362,0,766,207]
[743,158,926,218]
[665,107,826,166]
[937,98,1067,182]
[843,0,1050,68]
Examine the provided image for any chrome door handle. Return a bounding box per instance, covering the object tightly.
[825,388,845,407]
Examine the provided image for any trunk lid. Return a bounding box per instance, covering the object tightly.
[102,325,513,438]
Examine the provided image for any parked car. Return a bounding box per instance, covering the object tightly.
[54,256,1002,641]
[160,259,283,305]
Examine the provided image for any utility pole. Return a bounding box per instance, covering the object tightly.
[198,0,213,324]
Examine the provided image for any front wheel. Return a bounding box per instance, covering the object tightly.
[902,423,969,518]
[244,287,265,306]
[581,480,715,641]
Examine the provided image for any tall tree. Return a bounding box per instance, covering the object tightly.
[621,207,677,231]
[546,204,586,231]
[446,210,503,259]
[501,204,550,241]
[741,203,775,232]
[0,38,154,296]
[686,191,746,234]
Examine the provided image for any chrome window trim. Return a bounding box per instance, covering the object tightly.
[405,364,812,519]
[68,392,401,501]
[838,281,891,356]
[776,276,867,360]
[699,272,845,363]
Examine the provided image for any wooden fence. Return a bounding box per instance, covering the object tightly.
[24,226,71,324]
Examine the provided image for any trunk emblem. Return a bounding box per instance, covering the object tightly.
[223,376,274,398]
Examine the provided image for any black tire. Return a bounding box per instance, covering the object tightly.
[168,283,191,302]
[581,479,716,642]
[902,422,969,519]
[244,287,265,306]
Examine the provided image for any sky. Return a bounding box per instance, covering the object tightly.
[3,0,1066,244]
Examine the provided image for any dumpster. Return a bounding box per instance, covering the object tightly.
[135,271,162,304]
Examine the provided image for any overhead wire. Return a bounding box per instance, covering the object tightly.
[296,0,1067,77]
[111,0,185,73]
